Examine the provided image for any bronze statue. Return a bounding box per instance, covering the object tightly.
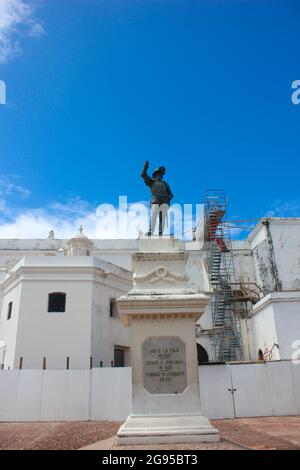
[141,160,174,235]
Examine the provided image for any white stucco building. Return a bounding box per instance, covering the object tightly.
[0,228,132,370]
[0,218,300,369]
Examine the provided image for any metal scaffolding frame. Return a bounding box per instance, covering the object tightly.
[204,189,244,362]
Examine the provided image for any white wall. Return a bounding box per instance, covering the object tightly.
[186,252,209,293]
[0,370,19,421]
[232,247,256,284]
[90,367,132,420]
[251,301,279,360]
[1,362,299,422]
[199,361,300,419]
[249,219,300,292]
[266,361,298,416]
[251,293,300,361]
[15,278,93,369]
[0,282,23,368]
[269,221,300,291]
[91,281,131,367]
[0,256,132,370]
[198,364,234,419]
[0,239,139,272]
[0,368,132,422]
[95,254,132,271]
[40,370,90,421]
[274,300,300,360]
[230,363,272,417]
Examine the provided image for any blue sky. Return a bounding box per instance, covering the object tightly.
[0,0,299,238]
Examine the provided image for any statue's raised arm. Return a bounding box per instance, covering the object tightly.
[141,160,153,186]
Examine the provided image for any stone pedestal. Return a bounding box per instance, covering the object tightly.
[116,237,219,445]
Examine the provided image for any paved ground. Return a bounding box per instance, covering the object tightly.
[0,421,121,450]
[212,416,300,450]
[0,417,300,450]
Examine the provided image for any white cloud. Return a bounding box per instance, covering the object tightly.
[28,21,44,38]
[0,174,30,198]
[0,0,45,64]
[266,199,300,217]
[0,180,201,240]
[0,198,11,216]
[0,196,199,240]
[0,201,146,239]
[49,197,92,218]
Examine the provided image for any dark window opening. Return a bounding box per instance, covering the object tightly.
[258,349,264,361]
[48,292,66,312]
[7,301,13,320]
[109,298,118,318]
[197,343,209,364]
[114,348,125,367]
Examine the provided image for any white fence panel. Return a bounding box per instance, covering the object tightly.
[0,370,19,421]
[90,367,132,421]
[40,370,67,421]
[0,362,299,422]
[230,363,272,418]
[15,370,43,421]
[266,361,297,416]
[66,370,90,421]
[291,362,300,414]
[198,365,234,419]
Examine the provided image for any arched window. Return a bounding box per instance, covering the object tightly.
[258,349,264,361]
[197,343,209,364]
[48,292,66,313]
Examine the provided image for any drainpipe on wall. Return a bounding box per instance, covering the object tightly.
[263,219,282,291]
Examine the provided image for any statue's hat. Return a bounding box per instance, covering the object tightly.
[152,166,166,178]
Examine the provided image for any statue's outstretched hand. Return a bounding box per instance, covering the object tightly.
[141,160,151,182]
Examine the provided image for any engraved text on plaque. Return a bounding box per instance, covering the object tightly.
[142,336,187,394]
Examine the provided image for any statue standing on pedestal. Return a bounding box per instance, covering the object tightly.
[141,160,174,236]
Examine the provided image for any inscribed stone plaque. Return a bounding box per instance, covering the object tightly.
[142,336,187,394]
